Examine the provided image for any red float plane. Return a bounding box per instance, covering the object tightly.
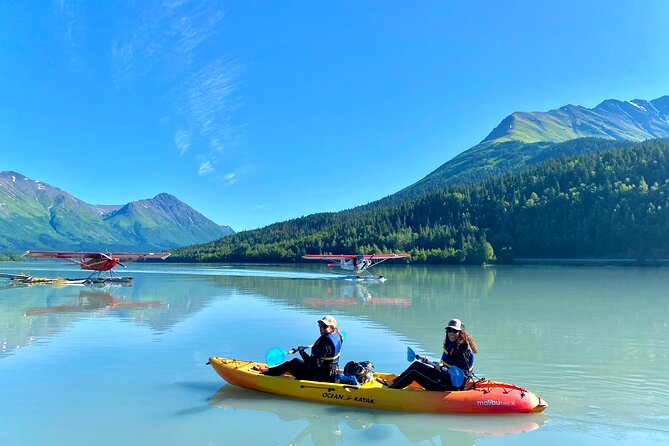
[22,250,171,282]
[302,253,410,281]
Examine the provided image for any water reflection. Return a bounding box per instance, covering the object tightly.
[208,384,546,445]
[23,289,164,315]
[304,283,411,308]
[192,264,668,438]
[222,265,667,374]
[5,263,666,381]
[2,262,668,444]
[0,284,169,357]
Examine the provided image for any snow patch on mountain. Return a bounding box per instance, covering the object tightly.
[627,101,647,112]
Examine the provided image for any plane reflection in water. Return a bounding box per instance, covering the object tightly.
[304,283,411,308]
[24,288,165,316]
[208,385,546,446]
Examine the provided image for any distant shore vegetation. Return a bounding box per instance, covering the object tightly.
[0,254,23,261]
[162,139,669,265]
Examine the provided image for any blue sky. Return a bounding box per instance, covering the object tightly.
[1,1,668,231]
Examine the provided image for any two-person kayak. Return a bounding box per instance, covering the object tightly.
[208,357,547,414]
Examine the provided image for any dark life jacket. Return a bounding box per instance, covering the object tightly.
[307,331,343,380]
[440,339,474,372]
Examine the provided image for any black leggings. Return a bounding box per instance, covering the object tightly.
[264,358,310,379]
[389,361,457,391]
[263,358,335,382]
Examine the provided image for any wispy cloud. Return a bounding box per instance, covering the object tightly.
[161,2,225,67]
[198,160,214,176]
[109,1,243,178]
[174,128,191,155]
[53,0,81,68]
[110,0,226,83]
[222,172,237,184]
[171,57,242,179]
[176,57,241,139]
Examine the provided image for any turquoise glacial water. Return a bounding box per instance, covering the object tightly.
[0,262,667,445]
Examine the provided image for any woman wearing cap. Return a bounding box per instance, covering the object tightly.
[383,318,477,391]
[254,315,344,382]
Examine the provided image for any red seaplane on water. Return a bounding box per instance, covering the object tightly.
[22,250,171,283]
[302,253,410,281]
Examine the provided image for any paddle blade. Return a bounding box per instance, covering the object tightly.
[265,348,286,367]
[407,347,417,362]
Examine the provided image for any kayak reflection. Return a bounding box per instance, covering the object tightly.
[208,384,546,445]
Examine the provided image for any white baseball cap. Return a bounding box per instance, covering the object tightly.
[318,315,337,328]
[446,319,463,331]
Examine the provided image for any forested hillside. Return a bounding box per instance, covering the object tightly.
[383,94,669,204]
[385,138,633,204]
[172,139,669,264]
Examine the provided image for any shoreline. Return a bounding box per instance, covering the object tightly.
[4,257,669,267]
[509,258,669,266]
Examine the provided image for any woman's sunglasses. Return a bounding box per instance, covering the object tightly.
[446,328,459,334]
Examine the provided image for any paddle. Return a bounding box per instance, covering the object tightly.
[406,346,465,389]
[265,345,312,367]
[265,331,347,367]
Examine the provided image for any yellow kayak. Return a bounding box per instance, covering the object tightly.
[208,357,547,414]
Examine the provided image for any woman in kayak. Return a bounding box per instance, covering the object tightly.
[253,315,343,382]
[383,318,477,391]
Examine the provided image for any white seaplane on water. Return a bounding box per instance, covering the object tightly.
[302,253,410,282]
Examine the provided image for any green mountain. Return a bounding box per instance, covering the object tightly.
[104,193,234,248]
[389,95,669,202]
[171,139,669,263]
[484,96,669,144]
[169,94,669,264]
[0,171,234,252]
[392,138,635,202]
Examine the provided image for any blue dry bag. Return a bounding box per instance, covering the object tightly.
[447,365,465,389]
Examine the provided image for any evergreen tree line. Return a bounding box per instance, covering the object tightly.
[0,253,22,261]
[171,139,669,264]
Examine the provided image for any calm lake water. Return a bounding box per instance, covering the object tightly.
[0,262,667,446]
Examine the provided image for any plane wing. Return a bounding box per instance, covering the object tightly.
[302,254,358,260]
[23,251,99,259]
[362,254,411,260]
[302,254,410,260]
[96,252,171,261]
[23,251,171,261]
